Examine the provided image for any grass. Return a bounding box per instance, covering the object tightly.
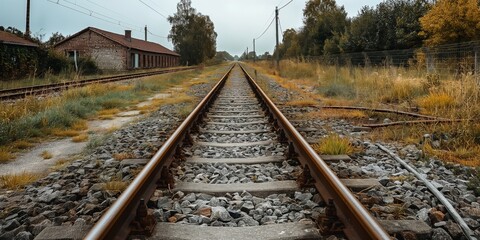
[51,129,81,137]
[249,59,480,166]
[113,152,136,160]
[40,150,53,159]
[0,149,14,163]
[0,66,220,149]
[313,134,353,155]
[11,140,34,150]
[103,180,129,193]
[72,134,89,142]
[306,109,367,120]
[285,99,319,107]
[50,158,72,171]
[0,172,42,190]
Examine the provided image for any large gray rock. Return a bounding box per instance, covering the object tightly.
[211,206,233,222]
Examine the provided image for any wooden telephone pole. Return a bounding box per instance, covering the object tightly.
[26,0,31,36]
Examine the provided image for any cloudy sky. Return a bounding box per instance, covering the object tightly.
[1,0,381,56]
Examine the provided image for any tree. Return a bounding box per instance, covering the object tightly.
[301,0,348,55]
[420,0,480,46]
[168,0,217,65]
[277,28,301,58]
[45,32,65,48]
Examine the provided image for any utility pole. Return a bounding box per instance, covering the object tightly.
[247,47,248,60]
[275,6,279,69]
[25,0,31,37]
[253,39,256,63]
[144,25,147,41]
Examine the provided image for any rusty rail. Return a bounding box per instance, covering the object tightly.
[84,64,234,240]
[0,66,198,100]
[239,64,390,240]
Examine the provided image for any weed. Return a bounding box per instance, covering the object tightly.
[285,99,318,107]
[0,149,14,163]
[113,152,135,160]
[72,134,89,142]
[40,150,53,159]
[416,92,455,115]
[11,140,34,150]
[0,172,41,190]
[50,158,71,171]
[51,129,80,137]
[86,135,106,151]
[313,134,353,155]
[103,181,129,193]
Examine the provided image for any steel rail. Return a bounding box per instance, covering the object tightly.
[84,64,234,240]
[238,64,390,240]
[0,66,197,100]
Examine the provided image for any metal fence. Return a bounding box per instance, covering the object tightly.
[291,41,480,81]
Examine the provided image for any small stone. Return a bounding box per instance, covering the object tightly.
[4,220,20,231]
[14,231,33,240]
[434,221,446,227]
[444,221,463,239]
[294,192,312,202]
[211,206,232,222]
[183,193,196,202]
[431,228,453,240]
[429,209,445,223]
[195,206,212,217]
[260,215,277,224]
[416,208,429,222]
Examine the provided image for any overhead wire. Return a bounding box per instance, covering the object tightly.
[46,0,169,42]
[255,15,275,40]
[138,0,168,19]
[82,0,143,29]
[278,0,294,10]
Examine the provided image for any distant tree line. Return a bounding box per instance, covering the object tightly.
[275,0,480,59]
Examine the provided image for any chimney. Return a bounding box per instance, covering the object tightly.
[144,25,147,41]
[125,30,132,42]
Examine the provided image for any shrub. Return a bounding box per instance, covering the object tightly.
[313,134,353,155]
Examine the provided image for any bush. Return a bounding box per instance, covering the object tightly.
[78,57,100,75]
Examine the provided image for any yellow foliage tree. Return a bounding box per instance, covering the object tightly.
[420,0,480,46]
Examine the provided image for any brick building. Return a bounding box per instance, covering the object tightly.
[0,31,40,80]
[54,27,179,70]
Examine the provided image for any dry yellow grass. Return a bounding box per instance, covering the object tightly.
[50,158,71,171]
[113,152,136,160]
[285,99,319,107]
[0,149,14,163]
[313,134,353,155]
[98,108,121,116]
[416,92,456,115]
[11,140,34,150]
[51,129,80,137]
[0,172,41,190]
[71,120,88,131]
[103,181,129,192]
[72,134,89,142]
[40,150,53,159]
[307,109,367,119]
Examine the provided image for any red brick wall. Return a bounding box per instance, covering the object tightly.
[55,29,181,70]
[54,30,127,70]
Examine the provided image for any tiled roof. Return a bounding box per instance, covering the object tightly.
[0,31,39,47]
[56,27,179,56]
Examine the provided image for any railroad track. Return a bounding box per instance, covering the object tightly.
[84,64,389,239]
[0,66,197,101]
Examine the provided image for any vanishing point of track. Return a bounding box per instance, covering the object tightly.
[0,66,197,101]
[84,64,390,239]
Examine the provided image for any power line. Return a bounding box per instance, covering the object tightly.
[82,0,143,29]
[147,29,168,39]
[255,15,275,40]
[279,18,283,39]
[278,0,294,10]
[48,0,143,32]
[138,0,168,19]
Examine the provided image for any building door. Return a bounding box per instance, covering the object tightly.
[131,53,139,68]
